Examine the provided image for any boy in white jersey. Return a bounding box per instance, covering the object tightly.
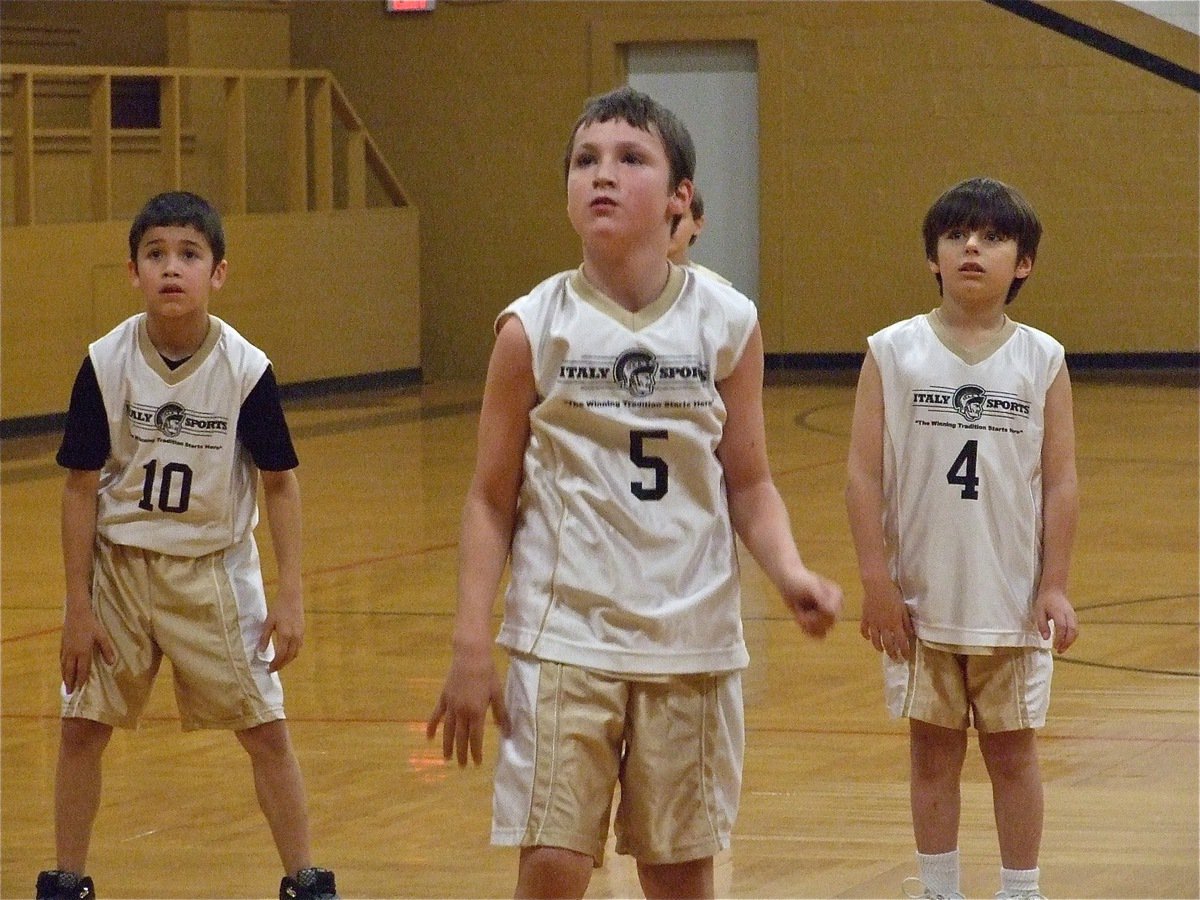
[426,87,843,899]
[846,177,1080,900]
[667,188,731,286]
[39,192,337,900]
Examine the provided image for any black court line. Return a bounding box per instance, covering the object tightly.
[288,398,480,442]
[1075,592,1199,613]
[0,399,483,486]
[983,0,1200,91]
[794,401,852,440]
[814,592,1199,678]
[1054,656,1198,678]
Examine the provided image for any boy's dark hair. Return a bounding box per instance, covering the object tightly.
[686,189,706,245]
[562,86,696,191]
[922,177,1042,304]
[129,191,225,269]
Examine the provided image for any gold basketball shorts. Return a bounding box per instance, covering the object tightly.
[491,654,744,866]
[61,535,285,731]
[883,639,1053,732]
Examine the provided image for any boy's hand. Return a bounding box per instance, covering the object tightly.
[781,568,843,639]
[1034,587,1079,652]
[259,591,305,672]
[860,577,913,661]
[426,645,511,767]
[60,603,116,694]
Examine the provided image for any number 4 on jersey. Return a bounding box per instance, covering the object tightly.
[946,439,980,500]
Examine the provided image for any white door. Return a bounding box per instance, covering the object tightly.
[627,42,759,301]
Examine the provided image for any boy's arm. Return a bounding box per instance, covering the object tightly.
[60,468,114,692]
[715,324,842,637]
[1035,364,1080,652]
[426,315,533,765]
[258,468,305,672]
[845,350,913,660]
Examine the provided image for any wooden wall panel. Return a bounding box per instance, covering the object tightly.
[0,207,421,421]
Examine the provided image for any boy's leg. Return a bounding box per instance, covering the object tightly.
[54,717,113,873]
[236,720,312,877]
[978,728,1042,870]
[909,719,967,853]
[616,673,742,875]
[637,856,714,900]
[493,658,627,895]
[515,846,593,899]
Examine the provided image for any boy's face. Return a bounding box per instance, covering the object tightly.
[929,226,1032,303]
[128,225,227,321]
[566,118,690,255]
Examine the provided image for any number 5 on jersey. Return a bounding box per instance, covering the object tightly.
[629,429,668,501]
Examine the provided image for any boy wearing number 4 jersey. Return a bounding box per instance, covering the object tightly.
[426,86,842,900]
[846,177,1079,900]
[43,192,336,900]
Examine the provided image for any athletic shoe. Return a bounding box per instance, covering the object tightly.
[902,875,964,899]
[279,867,339,900]
[995,891,1047,899]
[35,871,95,900]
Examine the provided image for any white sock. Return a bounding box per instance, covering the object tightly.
[1001,866,1040,894]
[917,849,960,896]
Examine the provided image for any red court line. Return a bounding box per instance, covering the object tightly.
[297,540,457,579]
[1,625,61,645]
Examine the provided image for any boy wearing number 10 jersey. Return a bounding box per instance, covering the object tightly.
[426,86,842,899]
[846,177,1080,900]
[43,191,336,900]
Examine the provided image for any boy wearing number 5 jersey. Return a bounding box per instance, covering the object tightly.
[846,177,1079,900]
[43,192,337,900]
[426,87,842,900]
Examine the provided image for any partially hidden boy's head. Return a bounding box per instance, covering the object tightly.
[562,86,696,192]
[688,189,706,231]
[922,177,1042,304]
[680,188,706,247]
[668,187,707,264]
[129,191,226,271]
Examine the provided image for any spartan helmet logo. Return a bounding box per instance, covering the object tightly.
[613,348,659,398]
[154,402,186,437]
[952,385,988,422]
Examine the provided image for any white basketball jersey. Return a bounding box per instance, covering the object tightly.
[497,265,758,674]
[869,312,1064,647]
[90,314,268,557]
[686,261,732,286]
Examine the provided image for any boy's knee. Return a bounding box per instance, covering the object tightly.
[637,856,714,900]
[59,717,113,755]
[517,845,592,898]
[979,728,1038,778]
[910,721,967,780]
[235,719,294,760]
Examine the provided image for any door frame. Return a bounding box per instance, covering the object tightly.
[589,13,789,348]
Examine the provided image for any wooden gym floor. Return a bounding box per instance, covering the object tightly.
[2,372,1196,899]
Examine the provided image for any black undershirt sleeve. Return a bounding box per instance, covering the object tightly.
[238,365,299,471]
[56,357,109,470]
[55,358,297,472]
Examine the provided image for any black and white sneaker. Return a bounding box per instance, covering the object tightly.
[279,867,338,900]
[35,871,96,900]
